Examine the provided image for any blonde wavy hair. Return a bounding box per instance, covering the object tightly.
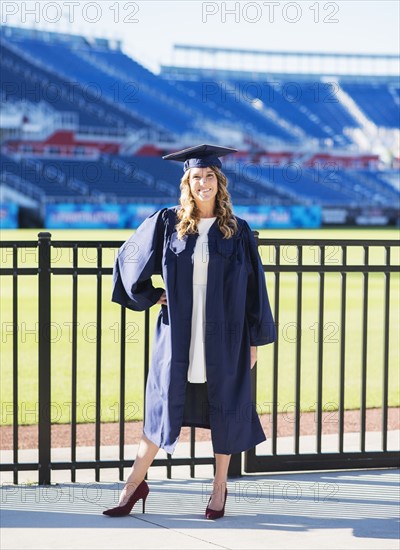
[175,167,238,239]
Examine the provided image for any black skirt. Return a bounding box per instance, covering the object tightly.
[181,382,211,429]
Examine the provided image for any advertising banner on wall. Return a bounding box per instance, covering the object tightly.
[46,203,322,229]
[322,208,349,225]
[45,203,173,229]
[322,207,398,226]
[233,205,322,229]
[0,203,18,229]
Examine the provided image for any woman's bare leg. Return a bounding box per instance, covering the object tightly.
[118,433,159,505]
[208,453,231,510]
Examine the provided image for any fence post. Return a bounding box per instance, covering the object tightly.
[38,232,52,485]
[229,230,260,477]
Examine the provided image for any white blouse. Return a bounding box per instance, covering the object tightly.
[187,217,216,383]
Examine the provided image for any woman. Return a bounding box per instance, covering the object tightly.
[104,144,276,519]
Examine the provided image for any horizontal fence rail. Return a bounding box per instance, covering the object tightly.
[0,233,399,485]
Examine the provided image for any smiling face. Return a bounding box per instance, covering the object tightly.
[188,167,218,206]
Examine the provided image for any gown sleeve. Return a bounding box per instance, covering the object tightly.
[243,221,277,346]
[111,208,167,311]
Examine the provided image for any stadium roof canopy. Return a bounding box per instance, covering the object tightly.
[163,44,399,80]
[174,44,398,60]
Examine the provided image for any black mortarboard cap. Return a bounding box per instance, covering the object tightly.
[162,144,238,172]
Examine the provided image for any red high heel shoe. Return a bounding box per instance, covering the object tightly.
[205,488,228,520]
[103,480,149,517]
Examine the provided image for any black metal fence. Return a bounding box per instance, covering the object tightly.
[1,232,399,485]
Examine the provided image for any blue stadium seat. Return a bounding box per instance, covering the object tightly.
[341,82,400,128]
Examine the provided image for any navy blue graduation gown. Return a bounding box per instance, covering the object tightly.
[112,206,276,455]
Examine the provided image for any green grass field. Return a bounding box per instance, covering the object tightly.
[1,227,399,426]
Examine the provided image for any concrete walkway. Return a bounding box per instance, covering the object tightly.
[1,437,399,549]
[2,470,399,549]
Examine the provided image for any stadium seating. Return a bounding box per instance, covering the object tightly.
[1,33,212,138]
[0,42,154,133]
[132,156,293,203]
[1,154,180,200]
[87,49,222,126]
[248,164,358,205]
[1,154,82,198]
[175,79,297,143]
[278,80,358,142]
[1,26,399,214]
[4,152,396,207]
[341,82,400,128]
[173,78,360,147]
